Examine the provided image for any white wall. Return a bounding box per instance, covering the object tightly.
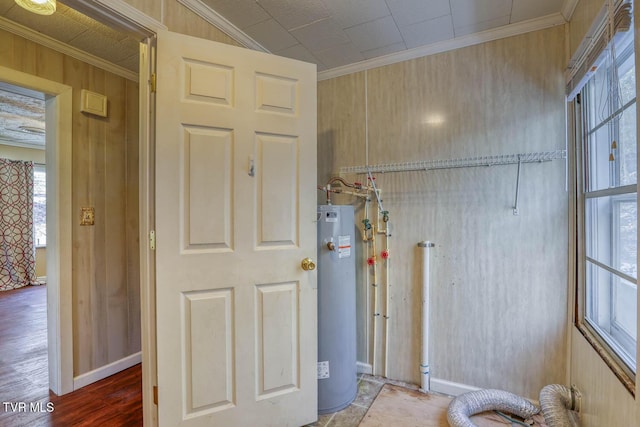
[0,143,45,163]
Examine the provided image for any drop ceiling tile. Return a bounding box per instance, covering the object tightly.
[450,0,512,29]
[275,44,322,66]
[344,15,403,53]
[256,0,330,30]
[243,19,299,52]
[117,54,140,73]
[386,0,451,27]
[314,43,365,69]
[511,0,563,23]
[322,0,390,29]
[58,4,128,42]
[290,18,350,52]
[400,14,454,49]
[362,41,407,59]
[199,0,270,29]
[454,15,510,37]
[69,30,136,63]
[6,5,89,43]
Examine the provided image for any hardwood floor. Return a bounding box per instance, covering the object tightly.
[0,285,143,426]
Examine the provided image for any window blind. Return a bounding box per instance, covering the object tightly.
[566,0,632,100]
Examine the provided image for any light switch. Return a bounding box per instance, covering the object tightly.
[80,207,95,226]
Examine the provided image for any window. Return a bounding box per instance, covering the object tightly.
[33,164,46,247]
[577,27,637,380]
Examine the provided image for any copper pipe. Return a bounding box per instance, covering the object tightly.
[326,176,356,188]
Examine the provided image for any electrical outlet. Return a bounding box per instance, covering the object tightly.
[570,384,582,412]
[317,361,330,379]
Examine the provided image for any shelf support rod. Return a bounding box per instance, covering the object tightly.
[513,155,522,215]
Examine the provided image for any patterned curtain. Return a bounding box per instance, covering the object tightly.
[0,158,36,291]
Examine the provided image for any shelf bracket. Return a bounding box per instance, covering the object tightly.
[513,155,522,215]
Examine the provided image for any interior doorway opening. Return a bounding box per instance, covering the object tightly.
[0,81,50,404]
[0,0,156,423]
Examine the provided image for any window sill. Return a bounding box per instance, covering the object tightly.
[576,322,636,397]
[35,245,47,249]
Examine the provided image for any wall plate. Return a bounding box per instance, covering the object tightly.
[80,89,108,117]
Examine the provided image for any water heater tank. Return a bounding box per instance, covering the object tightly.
[317,205,357,414]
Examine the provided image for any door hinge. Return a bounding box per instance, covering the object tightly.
[149,230,156,250]
[150,73,157,93]
[153,385,158,405]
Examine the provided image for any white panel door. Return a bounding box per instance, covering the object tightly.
[155,30,317,426]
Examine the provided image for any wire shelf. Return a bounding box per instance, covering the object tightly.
[339,150,567,175]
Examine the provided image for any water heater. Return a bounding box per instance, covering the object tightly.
[317,205,357,414]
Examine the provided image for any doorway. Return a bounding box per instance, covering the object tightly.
[1,0,156,422]
[1,0,149,396]
[0,82,50,403]
[0,65,74,397]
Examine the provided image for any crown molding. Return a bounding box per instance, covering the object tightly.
[562,0,580,21]
[0,16,138,82]
[176,0,269,52]
[318,12,567,81]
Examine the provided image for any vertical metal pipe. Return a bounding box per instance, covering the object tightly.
[371,224,378,374]
[417,241,434,392]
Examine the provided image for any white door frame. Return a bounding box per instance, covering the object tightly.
[137,37,159,427]
[61,2,165,425]
[1,1,163,419]
[0,66,74,395]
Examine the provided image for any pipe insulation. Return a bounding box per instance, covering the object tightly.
[446,389,540,427]
[417,241,434,392]
[539,384,579,427]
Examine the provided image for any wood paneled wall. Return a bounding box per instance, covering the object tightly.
[162,0,242,46]
[0,28,140,376]
[119,0,242,47]
[122,0,162,22]
[318,26,568,399]
[570,330,637,425]
[568,0,605,58]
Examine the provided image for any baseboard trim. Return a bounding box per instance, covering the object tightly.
[73,352,141,390]
[357,362,373,375]
[429,378,481,397]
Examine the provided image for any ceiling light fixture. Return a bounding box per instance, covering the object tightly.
[14,0,56,16]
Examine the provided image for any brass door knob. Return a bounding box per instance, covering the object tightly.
[301,258,316,271]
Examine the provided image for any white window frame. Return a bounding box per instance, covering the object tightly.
[574,29,637,388]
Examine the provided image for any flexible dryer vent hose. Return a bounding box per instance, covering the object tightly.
[446,389,539,427]
[539,384,578,427]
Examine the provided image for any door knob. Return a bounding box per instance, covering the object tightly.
[301,258,316,271]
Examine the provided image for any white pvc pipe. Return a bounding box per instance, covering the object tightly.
[418,241,434,392]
